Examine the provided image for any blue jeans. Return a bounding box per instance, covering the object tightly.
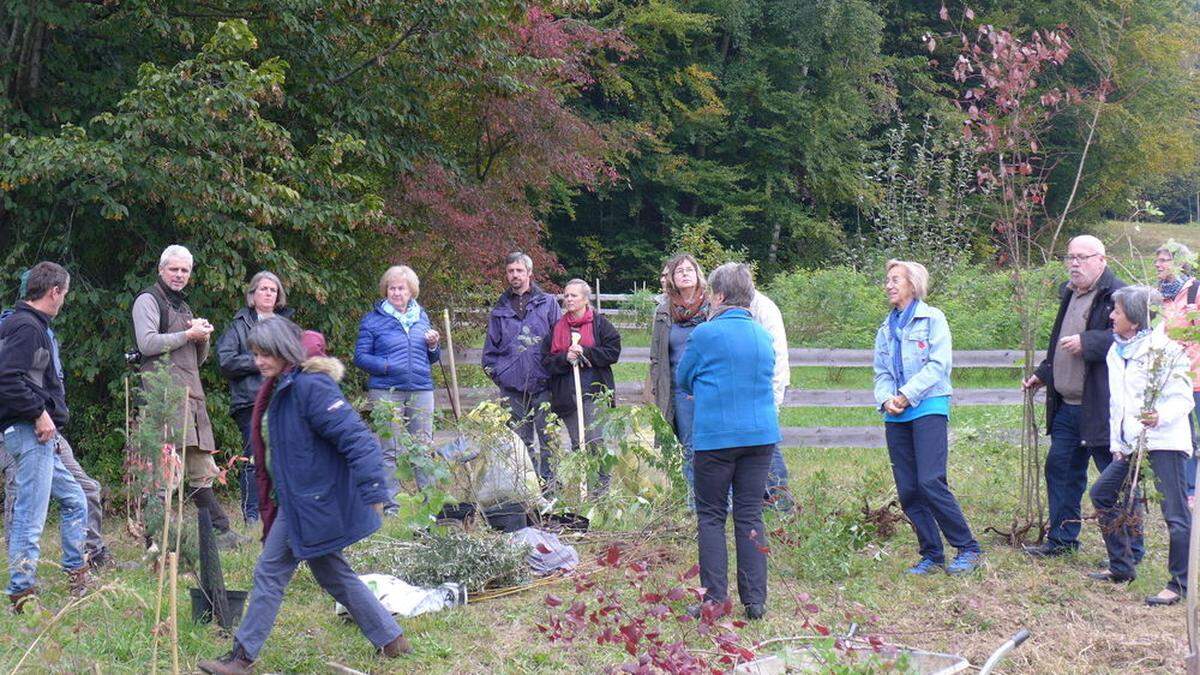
[1091,452,1190,593]
[235,513,402,660]
[672,390,696,491]
[885,415,979,564]
[233,407,260,522]
[4,424,88,595]
[1045,404,1144,558]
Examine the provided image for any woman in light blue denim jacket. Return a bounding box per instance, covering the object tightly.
[873,260,981,576]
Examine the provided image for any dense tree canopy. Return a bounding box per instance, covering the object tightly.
[0,0,1197,473]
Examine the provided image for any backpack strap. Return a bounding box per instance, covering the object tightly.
[1188,280,1199,307]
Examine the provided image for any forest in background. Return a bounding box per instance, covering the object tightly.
[1,0,1198,476]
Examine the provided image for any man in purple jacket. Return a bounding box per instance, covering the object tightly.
[482,252,561,489]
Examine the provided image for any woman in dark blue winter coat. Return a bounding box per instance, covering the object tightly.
[198,318,410,674]
[354,265,441,507]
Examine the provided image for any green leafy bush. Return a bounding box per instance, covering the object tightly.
[766,263,1062,350]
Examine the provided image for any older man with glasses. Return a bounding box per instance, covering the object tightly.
[1021,235,1141,560]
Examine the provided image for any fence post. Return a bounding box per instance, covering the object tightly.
[595,279,601,311]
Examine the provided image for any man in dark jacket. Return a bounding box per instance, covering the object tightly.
[481,252,562,486]
[1022,235,1140,558]
[0,262,90,611]
[0,270,113,571]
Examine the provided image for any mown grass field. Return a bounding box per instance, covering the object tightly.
[0,427,1188,673]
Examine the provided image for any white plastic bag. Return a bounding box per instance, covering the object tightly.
[335,573,467,619]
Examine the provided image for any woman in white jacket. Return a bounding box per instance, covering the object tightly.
[1089,285,1194,606]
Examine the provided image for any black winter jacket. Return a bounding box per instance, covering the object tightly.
[1032,267,1126,447]
[0,302,68,430]
[541,314,622,415]
[216,306,295,413]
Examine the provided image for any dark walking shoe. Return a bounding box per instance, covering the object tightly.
[906,558,943,575]
[744,603,767,620]
[946,550,983,576]
[1022,543,1074,558]
[9,587,37,614]
[66,567,93,597]
[88,548,116,572]
[1087,570,1133,584]
[1145,590,1182,607]
[198,643,255,674]
[216,529,252,551]
[381,634,413,658]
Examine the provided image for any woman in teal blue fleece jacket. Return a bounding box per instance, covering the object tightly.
[675,263,780,621]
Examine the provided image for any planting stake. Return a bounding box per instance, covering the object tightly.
[1188,487,1200,672]
[169,552,180,675]
[571,331,586,500]
[443,309,462,419]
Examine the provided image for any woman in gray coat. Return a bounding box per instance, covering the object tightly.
[649,254,708,493]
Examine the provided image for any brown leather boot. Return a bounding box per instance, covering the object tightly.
[9,586,37,614]
[197,643,254,674]
[381,634,413,658]
[66,567,93,598]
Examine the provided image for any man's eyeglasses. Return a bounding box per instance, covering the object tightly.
[1061,253,1102,264]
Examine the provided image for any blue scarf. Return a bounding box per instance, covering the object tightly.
[1160,275,1191,301]
[888,300,920,388]
[382,300,423,333]
[1113,328,1152,360]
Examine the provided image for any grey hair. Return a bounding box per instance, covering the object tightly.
[707,263,755,308]
[246,271,287,309]
[1112,285,1162,332]
[158,244,194,270]
[1156,242,1195,275]
[564,278,592,304]
[505,251,533,272]
[247,316,307,367]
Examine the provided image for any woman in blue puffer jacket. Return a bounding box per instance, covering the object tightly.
[354,265,441,509]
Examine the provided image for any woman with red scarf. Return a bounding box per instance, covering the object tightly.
[541,279,622,493]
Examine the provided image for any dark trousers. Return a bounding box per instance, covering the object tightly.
[1090,451,1191,594]
[1186,391,1200,495]
[232,407,260,522]
[501,388,554,486]
[234,513,402,660]
[1046,404,1144,558]
[885,415,979,563]
[693,444,772,607]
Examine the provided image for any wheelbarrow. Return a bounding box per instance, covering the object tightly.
[734,628,1030,674]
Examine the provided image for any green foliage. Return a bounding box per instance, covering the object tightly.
[766,264,1061,349]
[769,467,893,582]
[350,529,530,593]
[848,116,985,280]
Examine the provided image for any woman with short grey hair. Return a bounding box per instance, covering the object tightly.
[217,271,294,525]
[1091,284,1193,606]
[1156,240,1200,504]
[676,262,779,620]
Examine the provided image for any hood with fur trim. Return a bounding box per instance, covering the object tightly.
[302,356,345,382]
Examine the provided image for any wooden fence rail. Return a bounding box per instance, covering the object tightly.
[456,346,1045,369]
